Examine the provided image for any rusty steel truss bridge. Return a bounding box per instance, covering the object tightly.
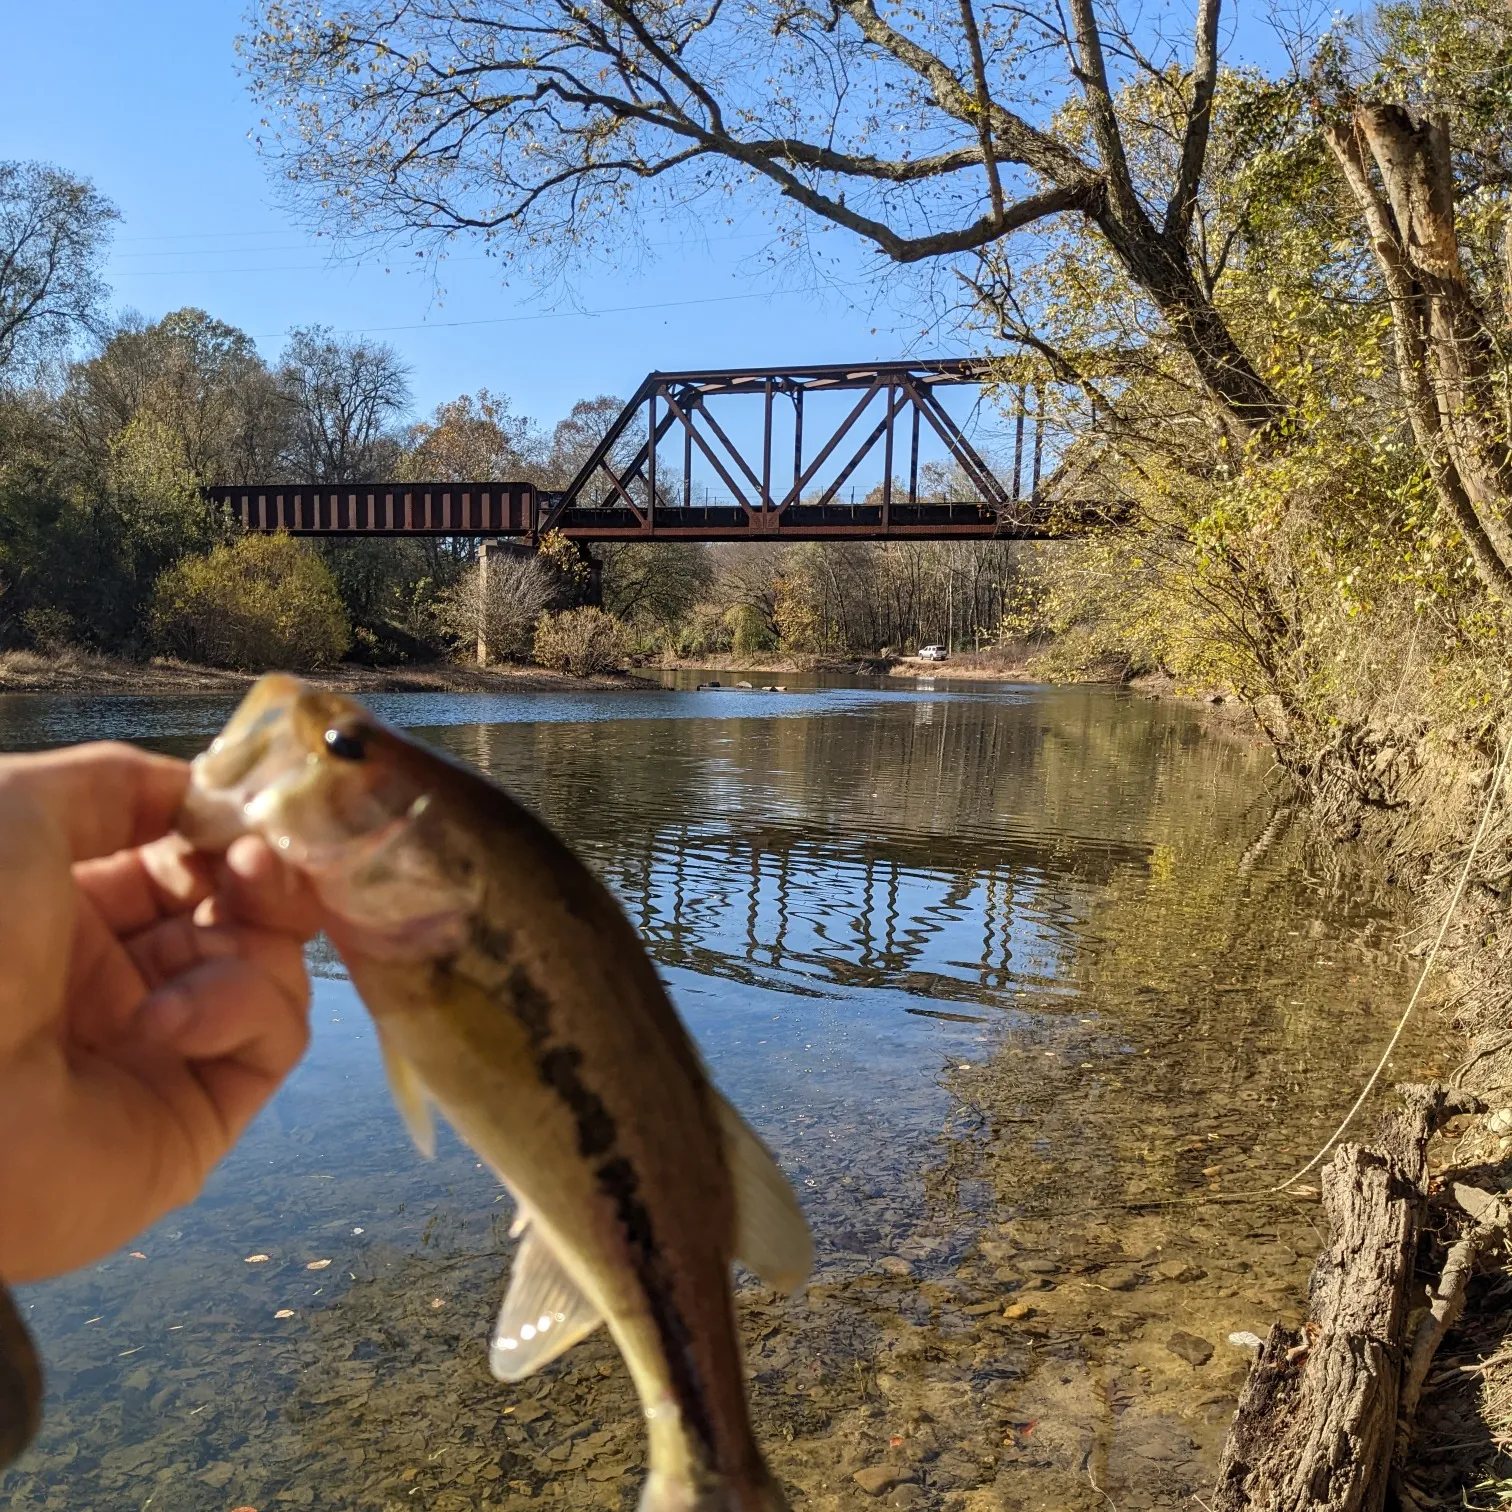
[208,360,1118,542]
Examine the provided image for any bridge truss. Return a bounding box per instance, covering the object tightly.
[208,359,1111,542]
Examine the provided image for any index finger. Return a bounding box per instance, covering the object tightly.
[0,744,189,862]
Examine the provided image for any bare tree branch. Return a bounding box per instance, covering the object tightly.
[1164,0,1220,243]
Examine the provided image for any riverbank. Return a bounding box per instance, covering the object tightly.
[651,649,1048,682]
[1212,723,1512,1505]
[0,649,635,695]
[1374,736,1512,1504]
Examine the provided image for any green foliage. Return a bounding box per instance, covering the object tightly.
[673,602,734,657]
[532,607,627,676]
[725,603,776,655]
[536,529,594,607]
[150,533,351,670]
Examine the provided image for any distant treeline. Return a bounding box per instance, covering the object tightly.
[0,168,1026,671]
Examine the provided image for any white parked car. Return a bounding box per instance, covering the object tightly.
[917,645,949,662]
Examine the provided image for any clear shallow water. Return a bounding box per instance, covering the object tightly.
[0,680,1434,1511]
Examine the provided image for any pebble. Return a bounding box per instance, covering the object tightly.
[1154,1260,1206,1283]
[1489,1108,1512,1136]
[853,1466,915,1497]
[1001,1302,1033,1320]
[1097,1266,1142,1291]
[1021,1260,1057,1275]
[1167,1331,1215,1367]
[878,1257,914,1277]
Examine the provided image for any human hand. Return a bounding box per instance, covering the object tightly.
[0,742,322,1285]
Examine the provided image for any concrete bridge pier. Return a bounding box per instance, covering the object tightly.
[475,538,539,665]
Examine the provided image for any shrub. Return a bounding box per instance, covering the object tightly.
[150,532,351,670]
[725,603,776,655]
[20,605,77,653]
[435,549,554,662]
[533,606,627,676]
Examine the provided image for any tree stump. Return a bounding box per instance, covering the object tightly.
[1212,1085,1478,1511]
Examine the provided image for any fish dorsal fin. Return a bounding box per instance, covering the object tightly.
[489,1224,604,1382]
[715,1091,813,1295]
[377,1032,435,1160]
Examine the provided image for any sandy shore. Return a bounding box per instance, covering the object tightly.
[653,651,1047,683]
[0,649,637,696]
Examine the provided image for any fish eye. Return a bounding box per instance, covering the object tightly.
[324,727,368,762]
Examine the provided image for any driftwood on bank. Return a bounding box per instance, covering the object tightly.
[1212,1084,1483,1512]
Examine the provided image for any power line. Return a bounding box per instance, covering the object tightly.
[241,287,817,340]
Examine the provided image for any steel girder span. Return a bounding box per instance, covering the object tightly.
[207,360,1109,542]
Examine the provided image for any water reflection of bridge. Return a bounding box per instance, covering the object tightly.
[436,700,1156,1009]
[601,815,1148,1008]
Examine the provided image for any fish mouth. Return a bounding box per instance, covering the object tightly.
[176,674,396,866]
[177,675,311,851]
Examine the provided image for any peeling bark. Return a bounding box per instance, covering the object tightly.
[1212,1085,1482,1512]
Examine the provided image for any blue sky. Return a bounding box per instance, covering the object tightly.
[1,1,1304,429]
[0,1,919,425]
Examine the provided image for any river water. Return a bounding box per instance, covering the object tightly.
[0,677,1435,1512]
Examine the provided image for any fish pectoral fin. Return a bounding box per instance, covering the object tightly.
[377,1033,436,1161]
[489,1229,604,1383]
[716,1091,814,1296]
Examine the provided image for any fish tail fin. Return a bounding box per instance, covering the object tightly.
[638,1463,790,1512]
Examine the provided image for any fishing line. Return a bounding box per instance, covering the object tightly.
[1269,732,1512,1193]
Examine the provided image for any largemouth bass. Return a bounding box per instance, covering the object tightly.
[178,675,811,1512]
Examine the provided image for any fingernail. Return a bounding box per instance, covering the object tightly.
[140,836,202,901]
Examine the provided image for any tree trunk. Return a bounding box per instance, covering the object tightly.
[1326,106,1512,599]
[1101,215,1286,433]
[1213,1085,1480,1511]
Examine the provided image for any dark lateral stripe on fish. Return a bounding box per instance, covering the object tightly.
[594,1154,719,1462]
[493,951,719,1462]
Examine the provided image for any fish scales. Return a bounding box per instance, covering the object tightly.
[177,675,811,1512]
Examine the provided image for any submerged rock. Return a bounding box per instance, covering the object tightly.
[853,1465,916,1496]
[1166,1332,1215,1367]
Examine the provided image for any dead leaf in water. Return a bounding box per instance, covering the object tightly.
[305,1259,331,1270]
[244,1254,270,1264]
[274,1310,295,1319]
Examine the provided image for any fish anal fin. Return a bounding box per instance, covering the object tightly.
[716,1092,813,1295]
[489,1229,604,1382]
[377,1033,435,1160]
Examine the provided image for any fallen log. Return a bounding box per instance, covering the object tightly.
[1212,1084,1482,1512]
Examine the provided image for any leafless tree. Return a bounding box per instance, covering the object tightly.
[279,325,412,481]
[437,547,555,659]
[243,0,1281,430]
[0,162,117,377]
